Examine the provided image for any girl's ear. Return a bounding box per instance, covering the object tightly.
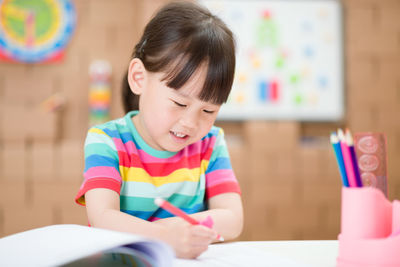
[127,58,146,95]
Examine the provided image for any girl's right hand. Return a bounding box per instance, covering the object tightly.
[159,219,217,259]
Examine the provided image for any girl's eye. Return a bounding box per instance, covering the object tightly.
[173,101,186,107]
[203,109,215,114]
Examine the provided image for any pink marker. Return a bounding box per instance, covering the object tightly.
[154,198,224,241]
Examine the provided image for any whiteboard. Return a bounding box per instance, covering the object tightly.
[199,0,344,121]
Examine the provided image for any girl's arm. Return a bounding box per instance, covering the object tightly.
[202,192,244,240]
[85,188,164,237]
[155,192,244,241]
[85,188,217,259]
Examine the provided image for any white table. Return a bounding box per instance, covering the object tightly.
[0,225,339,267]
[174,240,339,267]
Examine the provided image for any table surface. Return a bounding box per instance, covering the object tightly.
[247,240,338,266]
[174,240,339,267]
[0,224,339,267]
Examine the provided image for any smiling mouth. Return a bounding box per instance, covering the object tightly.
[171,131,188,139]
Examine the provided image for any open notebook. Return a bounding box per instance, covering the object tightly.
[0,224,174,267]
[174,242,310,267]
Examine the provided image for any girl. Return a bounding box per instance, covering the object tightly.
[75,1,243,259]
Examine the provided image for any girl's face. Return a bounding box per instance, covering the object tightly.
[133,64,221,152]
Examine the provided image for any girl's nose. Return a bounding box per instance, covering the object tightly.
[179,110,197,130]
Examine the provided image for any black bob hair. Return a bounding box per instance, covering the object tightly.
[122,1,236,113]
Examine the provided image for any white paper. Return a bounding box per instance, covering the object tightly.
[0,224,174,267]
[174,242,310,267]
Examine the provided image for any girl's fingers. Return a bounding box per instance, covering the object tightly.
[191,225,210,234]
[190,225,217,238]
[188,235,213,246]
[187,226,217,246]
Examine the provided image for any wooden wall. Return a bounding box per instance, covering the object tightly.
[0,0,399,241]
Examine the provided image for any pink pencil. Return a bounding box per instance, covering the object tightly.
[338,129,357,187]
[345,129,363,187]
[154,198,224,241]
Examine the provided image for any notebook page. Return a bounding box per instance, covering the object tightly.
[0,224,173,267]
[174,242,309,267]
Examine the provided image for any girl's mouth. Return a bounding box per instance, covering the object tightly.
[170,131,189,142]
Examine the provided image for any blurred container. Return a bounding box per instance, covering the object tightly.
[354,132,388,197]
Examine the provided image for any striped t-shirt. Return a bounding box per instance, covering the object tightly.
[75,111,241,221]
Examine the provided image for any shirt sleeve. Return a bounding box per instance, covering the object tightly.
[75,127,122,206]
[205,128,241,199]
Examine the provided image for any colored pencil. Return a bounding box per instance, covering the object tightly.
[154,198,224,241]
[330,132,349,187]
[338,129,357,187]
[345,129,363,187]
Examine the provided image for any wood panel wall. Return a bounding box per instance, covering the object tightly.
[0,0,399,241]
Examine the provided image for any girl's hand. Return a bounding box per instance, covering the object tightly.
[157,219,217,259]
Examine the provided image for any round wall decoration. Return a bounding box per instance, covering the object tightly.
[0,0,76,63]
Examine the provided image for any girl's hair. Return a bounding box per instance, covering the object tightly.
[122,1,236,113]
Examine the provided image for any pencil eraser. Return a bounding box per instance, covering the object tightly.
[199,216,214,228]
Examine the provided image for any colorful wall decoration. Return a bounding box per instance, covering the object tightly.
[200,0,344,121]
[0,0,76,63]
[89,60,112,126]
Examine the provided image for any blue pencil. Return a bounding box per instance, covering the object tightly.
[330,132,349,187]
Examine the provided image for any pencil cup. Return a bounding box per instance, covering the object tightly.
[337,187,400,267]
[354,132,388,196]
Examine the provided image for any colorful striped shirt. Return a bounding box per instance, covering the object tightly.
[75,111,241,221]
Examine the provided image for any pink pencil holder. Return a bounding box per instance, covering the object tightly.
[337,187,400,267]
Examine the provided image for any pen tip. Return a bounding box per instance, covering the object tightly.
[337,128,345,141]
[330,132,338,143]
[346,130,354,145]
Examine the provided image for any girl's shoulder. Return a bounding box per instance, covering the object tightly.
[195,125,226,151]
[86,115,131,143]
[89,113,132,132]
[203,125,225,139]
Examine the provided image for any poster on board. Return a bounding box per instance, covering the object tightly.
[199,0,344,121]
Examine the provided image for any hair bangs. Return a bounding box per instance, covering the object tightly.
[200,39,235,105]
[161,42,203,90]
[160,27,235,105]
